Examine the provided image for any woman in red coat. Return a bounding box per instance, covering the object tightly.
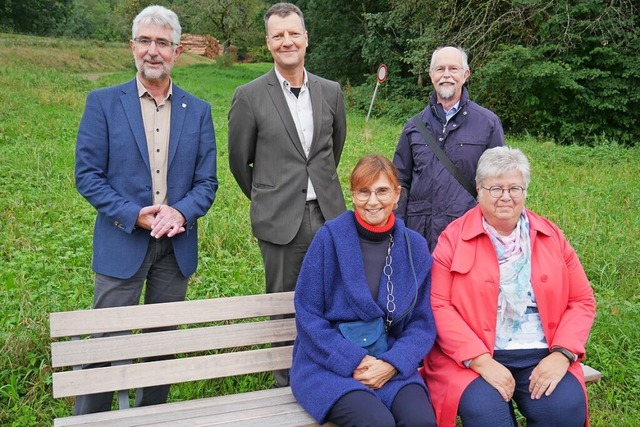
[422,147,596,426]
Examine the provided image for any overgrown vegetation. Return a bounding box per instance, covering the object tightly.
[2,1,638,145]
[0,0,268,56]
[1,34,639,426]
[314,0,640,146]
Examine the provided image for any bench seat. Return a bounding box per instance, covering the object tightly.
[49,291,600,426]
[54,387,321,427]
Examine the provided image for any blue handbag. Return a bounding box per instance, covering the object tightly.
[338,317,388,357]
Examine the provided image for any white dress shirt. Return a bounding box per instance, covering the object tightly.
[274,68,316,201]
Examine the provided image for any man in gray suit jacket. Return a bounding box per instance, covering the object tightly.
[228,2,347,386]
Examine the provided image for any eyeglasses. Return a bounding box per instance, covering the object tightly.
[431,65,463,75]
[481,185,526,198]
[134,37,177,50]
[353,187,394,202]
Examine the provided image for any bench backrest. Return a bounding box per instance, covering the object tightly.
[50,292,297,400]
[50,290,602,402]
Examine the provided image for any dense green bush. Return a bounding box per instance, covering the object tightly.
[245,45,272,63]
[300,0,388,87]
[215,52,235,68]
[473,44,640,145]
[0,0,72,35]
[56,0,127,41]
[472,46,593,143]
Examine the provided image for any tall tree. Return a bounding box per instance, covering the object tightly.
[180,0,266,53]
[298,0,387,86]
[57,0,123,40]
[0,0,73,35]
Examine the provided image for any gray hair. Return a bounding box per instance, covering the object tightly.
[132,5,181,46]
[264,2,306,32]
[430,46,470,72]
[475,146,531,188]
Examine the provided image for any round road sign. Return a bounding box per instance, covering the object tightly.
[377,64,388,83]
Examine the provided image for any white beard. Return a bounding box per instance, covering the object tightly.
[135,56,169,82]
[436,84,456,100]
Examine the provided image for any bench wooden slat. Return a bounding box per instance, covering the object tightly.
[50,291,295,338]
[582,363,602,383]
[53,388,318,426]
[53,346,293,398]
[51,319,296,367]
[158,402,318,426]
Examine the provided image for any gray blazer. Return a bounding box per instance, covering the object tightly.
[228,69,347,245]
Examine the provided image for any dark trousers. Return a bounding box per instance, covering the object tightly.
[458,349,587,427]
[327,383,437,427]
[258,200,325,386]
[73,237,189,415]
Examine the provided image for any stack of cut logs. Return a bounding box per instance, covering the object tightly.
[180,34,222,59]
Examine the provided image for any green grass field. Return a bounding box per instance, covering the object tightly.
[1,34,639,426]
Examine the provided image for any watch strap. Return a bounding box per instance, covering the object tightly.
[552,347,576,363]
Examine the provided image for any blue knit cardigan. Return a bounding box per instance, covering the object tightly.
[290,211,436,422]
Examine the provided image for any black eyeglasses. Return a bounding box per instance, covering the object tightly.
[481,185,526,198]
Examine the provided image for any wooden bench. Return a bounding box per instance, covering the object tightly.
[50,291,329,426]
[50,291,601,426]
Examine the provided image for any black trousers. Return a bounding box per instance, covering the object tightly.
[327,383,437,427]
[258,200,325,386]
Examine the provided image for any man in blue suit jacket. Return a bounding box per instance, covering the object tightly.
[74,5,217,414]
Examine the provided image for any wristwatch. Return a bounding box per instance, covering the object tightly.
[552,347,576,363]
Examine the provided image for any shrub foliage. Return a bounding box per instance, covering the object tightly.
[3,0,638,144]
[305,0,639,146]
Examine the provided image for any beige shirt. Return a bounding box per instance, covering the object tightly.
[274,68,316,201]
[136,78,172,205]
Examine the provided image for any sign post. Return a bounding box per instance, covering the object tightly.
[366,64,388,122]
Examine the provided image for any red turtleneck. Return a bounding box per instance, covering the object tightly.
[354,210,395,234]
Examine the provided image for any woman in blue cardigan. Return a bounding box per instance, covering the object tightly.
[291,155,437,426]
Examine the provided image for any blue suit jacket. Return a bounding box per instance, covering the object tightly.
[75,78,217,279]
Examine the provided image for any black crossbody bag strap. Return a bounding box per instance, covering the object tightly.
[411,114,478,198]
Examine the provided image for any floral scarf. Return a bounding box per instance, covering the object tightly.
[484,212,546,349]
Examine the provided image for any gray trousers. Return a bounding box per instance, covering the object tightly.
[258,200,325,386]
[73,236,189,415]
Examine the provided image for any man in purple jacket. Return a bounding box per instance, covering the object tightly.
[393,46,504,251]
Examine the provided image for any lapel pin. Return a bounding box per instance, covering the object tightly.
[182,103,187,108]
